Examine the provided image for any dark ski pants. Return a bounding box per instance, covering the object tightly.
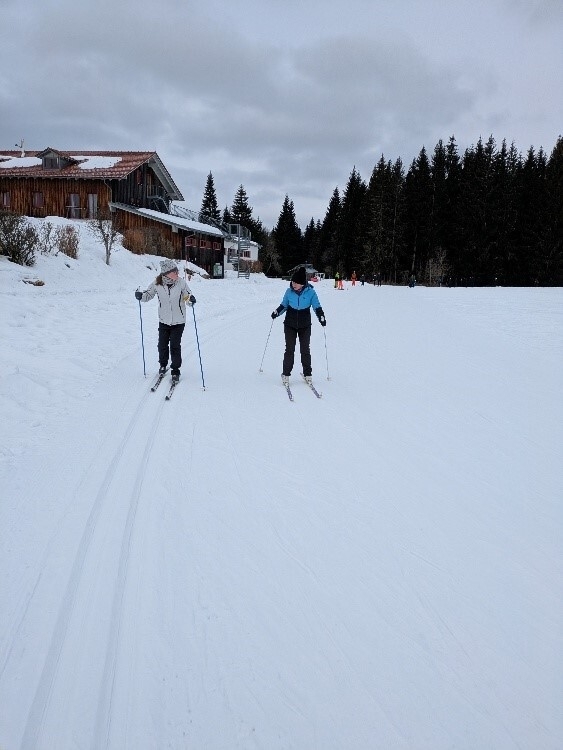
[283,325,312,377]
[158,322,185,371]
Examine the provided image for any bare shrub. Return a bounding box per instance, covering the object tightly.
[250,260,263,274]
[0,211,38,266]
[55,225,80,259]
[121,226,176,259]
[88,207,119,265]
[38,222,58,255]
[122,229,147,255]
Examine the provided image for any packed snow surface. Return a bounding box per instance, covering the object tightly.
[0,218,562,749]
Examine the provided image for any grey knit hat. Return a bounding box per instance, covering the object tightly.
[160,258,178,276]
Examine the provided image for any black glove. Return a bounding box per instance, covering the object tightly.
[271,310,278,319]
[135,290,143,300]
[316,308,326,326]
[189,295,196,304]
[319,315,326,327]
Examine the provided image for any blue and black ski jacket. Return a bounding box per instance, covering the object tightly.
[275,283,324,329]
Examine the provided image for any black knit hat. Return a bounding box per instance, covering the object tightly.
[291,266,307,285]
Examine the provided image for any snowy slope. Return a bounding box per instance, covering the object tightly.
[0,220,562,750]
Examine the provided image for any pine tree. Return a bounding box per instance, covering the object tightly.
[544,136,563,285]
[487,139,519,284]
[457,136,496,284]
[228,185,268,248]
[319,188,341,275]
[200,172,221,222]
[403,148,433,281]
[272,195,302,273]
[361,155,405,281]
[303,218,321,269]
[512,146,551,284]
[335,168,367,276]
[230,185,254,230]
[222,205,233,226]
[259,231,282,276]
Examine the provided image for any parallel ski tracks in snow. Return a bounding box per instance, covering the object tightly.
[19,391,165,750]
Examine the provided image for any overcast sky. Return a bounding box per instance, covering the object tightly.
[1,0,561,229]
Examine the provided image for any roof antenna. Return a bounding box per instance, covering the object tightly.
[15,139,25,157]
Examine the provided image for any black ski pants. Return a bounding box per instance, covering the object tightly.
[283,325,312,377]
[158,322,185,371]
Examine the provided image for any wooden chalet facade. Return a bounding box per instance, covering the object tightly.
[0,148,225,275]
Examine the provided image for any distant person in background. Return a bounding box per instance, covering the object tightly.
[271,266,326,385]
[409,274,417,288]
[135,259,196,384]
[360,274,365,286]
[337,274,344,290]
[334,271,340,289]
[351,270,357,286]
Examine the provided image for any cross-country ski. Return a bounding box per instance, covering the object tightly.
[301,373,322,398]
[150,369,167,392]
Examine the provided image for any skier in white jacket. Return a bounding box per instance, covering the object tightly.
[135,259,196,383]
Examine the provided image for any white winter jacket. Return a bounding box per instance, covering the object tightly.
[141,278,193,325]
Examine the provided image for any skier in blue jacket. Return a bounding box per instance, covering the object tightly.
[271,266,326,385]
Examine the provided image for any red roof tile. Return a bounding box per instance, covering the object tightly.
[0,149,155,179]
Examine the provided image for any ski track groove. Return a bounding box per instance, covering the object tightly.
[19,388,163,750]
[91,403,164,750]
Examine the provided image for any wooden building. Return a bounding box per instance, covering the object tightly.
[0,148,225,275]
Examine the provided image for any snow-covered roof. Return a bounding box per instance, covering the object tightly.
[0,155,42,168]
[114,204,224,237]
[0,150,184,200]
[74,155,122,169]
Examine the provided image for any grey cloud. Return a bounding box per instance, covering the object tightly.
[1,0,560,227]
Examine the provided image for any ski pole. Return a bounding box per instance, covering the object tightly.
[137,293,146,378]
[192,305,206,390]
[323,327,331,380]
[259,318,274,372]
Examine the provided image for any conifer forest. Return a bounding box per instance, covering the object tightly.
[261,135,563,286]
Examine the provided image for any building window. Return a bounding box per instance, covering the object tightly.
[33,192,44,208]
[87,194,98,219]
[67,193,81,218]
[1,192,9,208]
[43,157,60,169]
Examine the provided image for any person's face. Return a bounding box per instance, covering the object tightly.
[291,281,303,291]
[164,270,179,280]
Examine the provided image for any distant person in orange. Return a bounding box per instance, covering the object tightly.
[338,274,344,290]
[351,270,357,286]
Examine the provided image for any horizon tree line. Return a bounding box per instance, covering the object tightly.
[201,133,563,286]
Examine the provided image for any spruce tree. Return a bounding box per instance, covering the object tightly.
[335,168,367,276]
[488,140,519,284]
[512,146,550,284]
[319,188,341,275]
[200,172,221,222]
[229,185,268,248]
[545,136,563,285]
[303,218,321,269]
[403,148,433,281]
[457,137,496,284]
[272,195,302,273]
[230,185,254,230]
